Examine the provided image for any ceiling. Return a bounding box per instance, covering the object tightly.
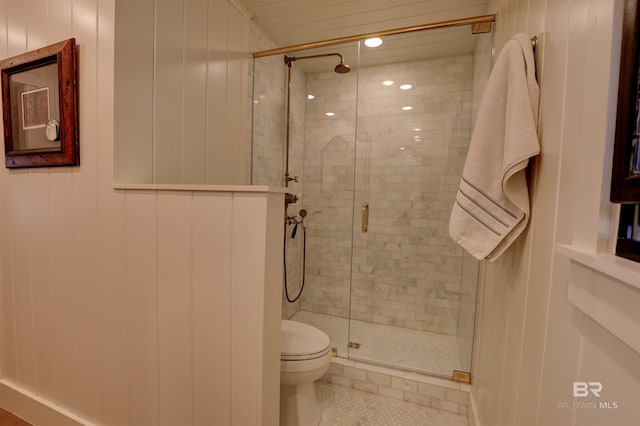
[241,0,492,73]
[240,0,491,49]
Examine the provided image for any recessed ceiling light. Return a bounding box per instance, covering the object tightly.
[402,106,413,111]
[307,94,315,100]
[400,147,406,150]
[400,84,413,90]
[325,112,335,117]
[382,80,394,86]
[414,128,422,132]
[364,37,383,48]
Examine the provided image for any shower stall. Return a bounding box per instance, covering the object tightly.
[251,18,493,379]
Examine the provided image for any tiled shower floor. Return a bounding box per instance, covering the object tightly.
[317,382,468,426]
[291,310,463,377]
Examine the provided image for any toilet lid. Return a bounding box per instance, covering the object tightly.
[281,320,330,359]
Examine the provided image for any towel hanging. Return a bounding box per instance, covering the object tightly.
[449,33,540,261]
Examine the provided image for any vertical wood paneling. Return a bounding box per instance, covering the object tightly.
[7,0,25,54]
[2,2,279,426]
[69,0,102,421]
[0,172,20,383]
[96,133,130,424]
[231,194,264,426]
[96,1,128,419]
[154,0,185,184]
[43,6,74,401]
[191,193,233,425]
[261,192,284,424]
[157,192,193,426]
[47,170,76,408]
[181,0,208,184]
[25,0,47,48]
[514,0,529,33]
[125,192,160,426]
[46,0,72,43]
[114,0,251,185]
[113,0,154,183]
[0,0,11,382]
[569,0,618,250]
[475,1,640,426]
[95,1,130,421]
[24,0,53,398]
[226,6,249,184]
[11,171,37,391]
[512,0,562,424]
[205,0,229,184]
[228,192,282,426]
[27,172,56,398]
[574,316,640,426]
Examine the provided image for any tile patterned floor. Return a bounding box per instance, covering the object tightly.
[317,382,468,426]
[292,310,463,376]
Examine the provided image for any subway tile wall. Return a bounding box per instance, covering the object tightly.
[301,56,478,335]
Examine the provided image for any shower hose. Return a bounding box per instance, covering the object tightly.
[283,220,306,303]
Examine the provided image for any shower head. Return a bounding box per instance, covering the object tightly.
[284,52,350,74]
[334,60,351,74]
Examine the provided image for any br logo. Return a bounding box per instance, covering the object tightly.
[573,382,603,398]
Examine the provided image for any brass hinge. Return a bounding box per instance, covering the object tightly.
[452,370,471,384]
[471,22,492,34]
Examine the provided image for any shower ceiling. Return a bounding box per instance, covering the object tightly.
[242,0,491,73]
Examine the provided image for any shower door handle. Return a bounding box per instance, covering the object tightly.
[361,203,369,233]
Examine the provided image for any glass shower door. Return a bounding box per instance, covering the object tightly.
[347,29,484,377]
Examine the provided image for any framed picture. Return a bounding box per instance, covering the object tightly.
[0,38,78,168]
[611,0,640,262]
[612,0,640,201]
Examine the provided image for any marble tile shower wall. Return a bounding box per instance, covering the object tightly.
[302,56,475,335]
[300,70,358,319]
[252,54,285,187]
[252,54,306,318]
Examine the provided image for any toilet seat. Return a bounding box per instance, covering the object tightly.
[281,346,331,361]
[281,320,331,361]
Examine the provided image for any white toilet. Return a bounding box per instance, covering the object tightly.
[280,320,332,426]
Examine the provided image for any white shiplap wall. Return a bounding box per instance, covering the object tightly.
[0,1,282,425]
[114,0,251,185]
[472,0,640,425]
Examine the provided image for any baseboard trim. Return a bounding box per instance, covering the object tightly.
[0,379,93,426]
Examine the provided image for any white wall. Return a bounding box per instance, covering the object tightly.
[114,0,251,185]
[472,0,640,425]
[0,1,282,425]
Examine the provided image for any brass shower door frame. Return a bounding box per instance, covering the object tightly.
[252,14,496,58]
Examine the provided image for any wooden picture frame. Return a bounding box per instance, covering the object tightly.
[0,38,79,168]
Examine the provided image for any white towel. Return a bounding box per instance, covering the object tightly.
[449,33,540,261]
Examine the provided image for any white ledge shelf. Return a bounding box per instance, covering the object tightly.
[556,244,640,290]
[113,183,287,193]
[557,243,640,354]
